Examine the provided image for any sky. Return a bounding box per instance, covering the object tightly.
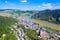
[0,0,60,10]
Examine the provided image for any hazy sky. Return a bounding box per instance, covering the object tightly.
[0,0,60,10]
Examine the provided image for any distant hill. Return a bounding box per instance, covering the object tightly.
[0,9,35,16]
[31,9,60,24]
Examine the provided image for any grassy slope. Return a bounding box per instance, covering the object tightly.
[33,19,60,30]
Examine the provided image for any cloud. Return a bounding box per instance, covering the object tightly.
[38,3,53,9]
[5,1,8,3]
[21,0,27,2]
[37,3,60,10]
[42,3,52,8]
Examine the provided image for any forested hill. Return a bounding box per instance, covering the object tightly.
[0,16,18,40]
[31,9,60,24]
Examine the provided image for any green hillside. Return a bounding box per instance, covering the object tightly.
[0,16,18,40]
[31,9,60,24]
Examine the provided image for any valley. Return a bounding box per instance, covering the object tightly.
[0,9,60,40]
